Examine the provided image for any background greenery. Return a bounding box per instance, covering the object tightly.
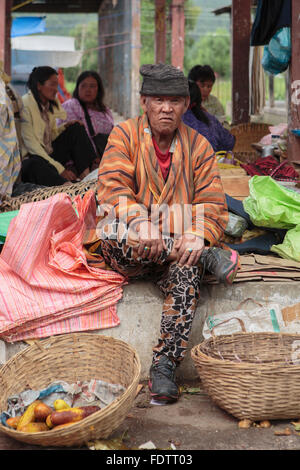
[16,0,231,89]
[13,0,287,111]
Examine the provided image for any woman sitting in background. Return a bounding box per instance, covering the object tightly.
[182,80,235,153]
[188,64,226,124]
[58,71,114,159]
[20,66,97,186]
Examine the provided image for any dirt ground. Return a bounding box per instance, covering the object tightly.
[1,379,300,453]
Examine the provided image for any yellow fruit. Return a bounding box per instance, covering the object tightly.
[17,401,41,431]
[53,399,71,411]
[46,414,53,428]
[19,422,48,433]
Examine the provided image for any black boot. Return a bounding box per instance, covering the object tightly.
[200,247,239,285]
[148,355,179,403]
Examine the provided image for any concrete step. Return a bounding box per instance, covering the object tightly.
[1,280,300,380]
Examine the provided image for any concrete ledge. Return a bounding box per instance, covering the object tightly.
[2,280,300,380]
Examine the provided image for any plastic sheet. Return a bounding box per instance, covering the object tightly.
[0,210,19,243]
[243,176,300,229]
[262,27,291,75]
[244,176,300,262]
[272,225,300,262]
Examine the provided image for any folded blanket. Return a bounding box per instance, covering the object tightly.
[0,190,125,342]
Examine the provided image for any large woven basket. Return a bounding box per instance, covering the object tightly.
[191,331,300,421]
[231,122,271,153]
[0,333,141,447]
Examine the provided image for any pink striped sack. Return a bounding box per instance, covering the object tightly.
[0,190,125,342]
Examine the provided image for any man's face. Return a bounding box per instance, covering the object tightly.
[140,95,189,136]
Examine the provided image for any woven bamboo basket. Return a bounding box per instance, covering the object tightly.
[0,179,97,213]
[231,122,271,154]
[191,331,300,421]
[0,333,141,447]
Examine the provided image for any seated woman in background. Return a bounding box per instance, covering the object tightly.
[20,66,97,187]
[182,80,235,153]
[188,65,226,124]
[58,70,114,160]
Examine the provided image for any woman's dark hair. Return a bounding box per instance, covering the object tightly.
[188,80,210,126]
[27,66,58,112]
[73,70,107,112]
[188,65,216,84]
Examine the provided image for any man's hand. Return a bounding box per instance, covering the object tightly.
[135,221,166,261]
[173,233,204,267]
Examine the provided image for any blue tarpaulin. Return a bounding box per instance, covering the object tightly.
[11,16,46,37]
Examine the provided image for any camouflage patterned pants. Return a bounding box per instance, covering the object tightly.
[96,238,202,364]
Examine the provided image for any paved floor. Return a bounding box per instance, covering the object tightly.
[1,380,300,452]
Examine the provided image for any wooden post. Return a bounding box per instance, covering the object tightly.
[231,0,251,124]
[131,0,141,117]
[98,2,111,106]
[288,0,300,162]
[155,0,166,64]
[269,75,275,108]
[0,0,12,76]
[171,0,185,70]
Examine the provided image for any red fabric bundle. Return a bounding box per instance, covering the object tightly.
[241,156,300,182]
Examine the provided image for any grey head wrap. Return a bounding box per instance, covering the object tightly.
[139,63,189,97]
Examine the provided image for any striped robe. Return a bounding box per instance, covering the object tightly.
[97,113,228,246]
[0,78,21,197]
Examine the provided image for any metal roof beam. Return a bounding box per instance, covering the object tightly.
[12,0,103,13]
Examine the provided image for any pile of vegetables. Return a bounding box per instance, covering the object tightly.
[6,399,100,433]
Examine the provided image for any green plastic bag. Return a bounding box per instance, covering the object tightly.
[0,210,19,243]
[271,225,300,261]
[243,176,300,229]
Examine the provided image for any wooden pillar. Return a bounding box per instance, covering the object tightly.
[288,0,300,162]
[269,75,275,108]
[171,0,185,70]
[98,2,111,107]
[0,0,12,76]
[231,0,251,124]
[131,0,141,117]
[155,0,166,64]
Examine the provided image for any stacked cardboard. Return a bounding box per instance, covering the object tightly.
[234,254,300,282]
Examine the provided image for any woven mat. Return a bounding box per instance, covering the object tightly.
[0,179,98,213]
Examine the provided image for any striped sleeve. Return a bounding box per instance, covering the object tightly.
[189,133,228,245]
[97,121,149,227]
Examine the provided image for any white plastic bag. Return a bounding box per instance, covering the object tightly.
[203,298,286,338]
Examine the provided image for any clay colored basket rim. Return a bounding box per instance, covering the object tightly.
[191,331,300,370]
[0,333,141,447]
[191,331,300,421]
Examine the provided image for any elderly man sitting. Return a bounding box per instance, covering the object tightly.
[92,64,238,403]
